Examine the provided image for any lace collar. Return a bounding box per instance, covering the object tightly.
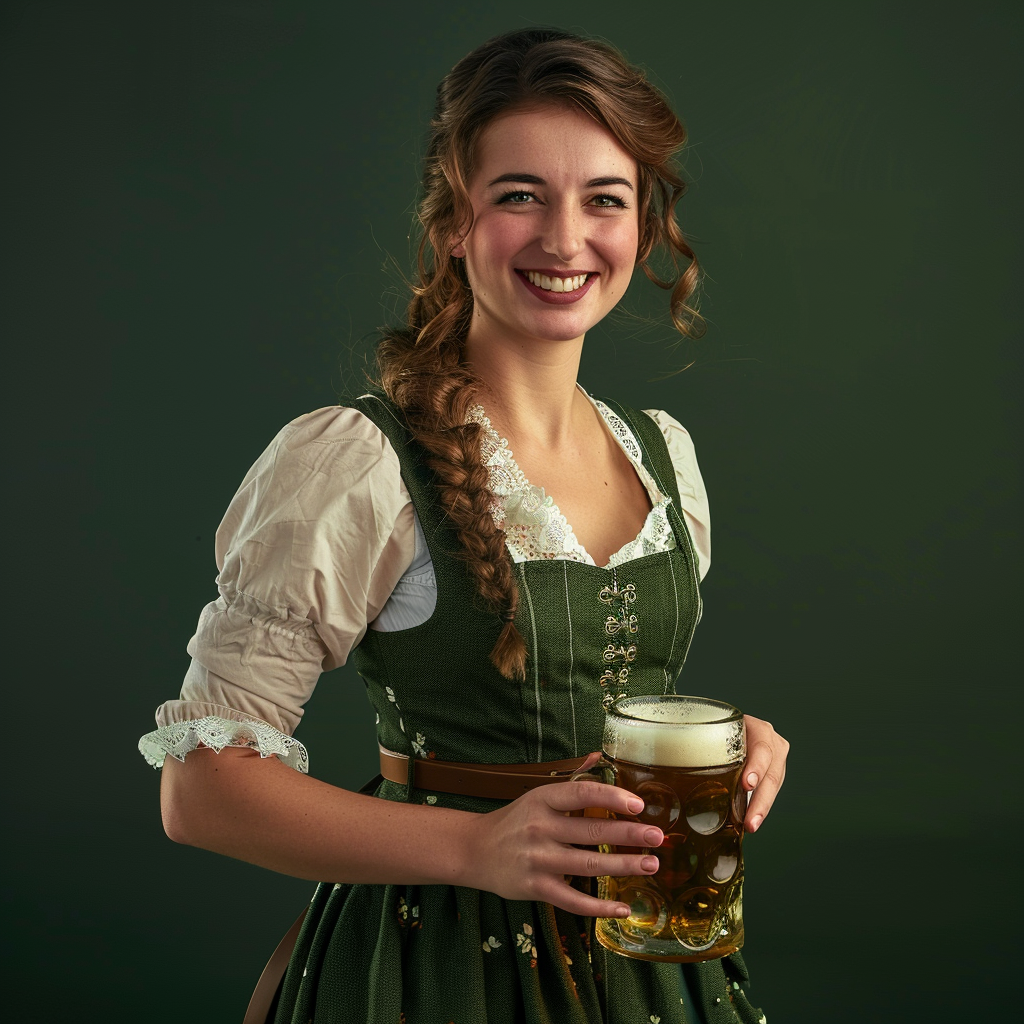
[468,394,677,568]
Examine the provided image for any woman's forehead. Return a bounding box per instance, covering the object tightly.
[473,104,637,185]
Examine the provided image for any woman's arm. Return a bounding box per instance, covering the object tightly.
[160,746,664,916]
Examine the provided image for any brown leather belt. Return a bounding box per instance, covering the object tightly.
[378,745,592,801]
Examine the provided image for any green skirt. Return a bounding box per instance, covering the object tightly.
[271,876,765,1024]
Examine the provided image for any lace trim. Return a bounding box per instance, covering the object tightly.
[607,499,675,568]
[468,401,677,568]
[591,398,642,462]
[138,714,309,773]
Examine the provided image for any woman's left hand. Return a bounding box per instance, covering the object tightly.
[741,714,790,832]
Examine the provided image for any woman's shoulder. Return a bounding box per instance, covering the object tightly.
[640,408,711,577]
[639,408,705,498]
[216,406,410,562]
[245,405,406,487]
[270,404,398,459]
[640,408,697,458]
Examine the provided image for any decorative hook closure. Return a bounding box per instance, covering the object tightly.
[602,643,637,664]
[599,581,637,606]
[603,612,639,637]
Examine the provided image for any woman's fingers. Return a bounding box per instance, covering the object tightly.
[559,845,660,879]
[542,777,644,817]
[465,773,663,911]
[555,810,663,851]
[745,759,787,831]
[534,878,630,918]
[741,715,790,832]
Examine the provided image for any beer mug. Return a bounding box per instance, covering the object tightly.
[577,694,747,962]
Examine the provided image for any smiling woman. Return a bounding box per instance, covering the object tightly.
[140,26,787,1024]
[456,105,640,346]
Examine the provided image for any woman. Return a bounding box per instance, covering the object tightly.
[140,27,788,1024]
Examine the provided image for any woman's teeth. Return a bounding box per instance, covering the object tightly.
[525,271,589,293]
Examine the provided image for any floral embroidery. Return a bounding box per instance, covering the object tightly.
[481,935,502,953]
[385,686,405,734]
[558,932,579,998]
[515,923,537,967]
[384,691,435,758]
[397,896,421,930]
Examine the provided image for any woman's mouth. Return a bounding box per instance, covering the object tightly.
[524,271,590,293]
[516,269,597,304]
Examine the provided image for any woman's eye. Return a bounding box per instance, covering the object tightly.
[497,190,536,205]
[590,194,628,209]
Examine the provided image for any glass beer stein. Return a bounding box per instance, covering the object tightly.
[579,694,747,962]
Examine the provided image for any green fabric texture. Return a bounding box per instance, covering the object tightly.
[272,392,765,1024]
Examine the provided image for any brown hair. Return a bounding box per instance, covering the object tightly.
[375,28,702,681]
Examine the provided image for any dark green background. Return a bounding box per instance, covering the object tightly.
[4,1,1020,1020]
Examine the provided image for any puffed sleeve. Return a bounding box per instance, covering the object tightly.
[644,410,712,581]
[137,406,416,772]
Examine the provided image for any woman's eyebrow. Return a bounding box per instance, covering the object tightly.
[485,172,634,191]
[587,176,634,191]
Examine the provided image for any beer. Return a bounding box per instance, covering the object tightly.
[592,695,746,963]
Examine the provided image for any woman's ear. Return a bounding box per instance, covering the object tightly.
[451,239,466,258]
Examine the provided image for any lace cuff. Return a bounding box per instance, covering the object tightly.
[138,712,309,773]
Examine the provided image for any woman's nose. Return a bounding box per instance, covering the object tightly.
[541,205,585,263]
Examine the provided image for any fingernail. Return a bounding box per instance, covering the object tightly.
[749,814,763,832]
[643,828,663,846]
[746,772,758,788]
[617,904,630,917]
[627,798,644,814]
[641,856,658,872]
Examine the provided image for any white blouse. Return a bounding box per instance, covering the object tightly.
[138,393,711,774]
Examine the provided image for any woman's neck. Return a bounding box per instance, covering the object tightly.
[463,333,586,449]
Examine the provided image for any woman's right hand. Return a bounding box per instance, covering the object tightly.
[160,745,658,911]
[461,775,663,917]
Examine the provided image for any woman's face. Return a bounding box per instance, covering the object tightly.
[454,103,640,351]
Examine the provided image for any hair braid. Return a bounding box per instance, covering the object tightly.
[377,291,528,680]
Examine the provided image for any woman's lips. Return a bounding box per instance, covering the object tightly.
[515,269,598,304]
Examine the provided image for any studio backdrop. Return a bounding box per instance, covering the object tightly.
[3,2,1020,1021]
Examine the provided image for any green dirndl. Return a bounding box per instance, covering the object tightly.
[271,394,766,1024]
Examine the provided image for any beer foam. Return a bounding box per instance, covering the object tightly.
[604,696,745,767]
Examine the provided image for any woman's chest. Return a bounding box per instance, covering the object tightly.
[511,438,655,568]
